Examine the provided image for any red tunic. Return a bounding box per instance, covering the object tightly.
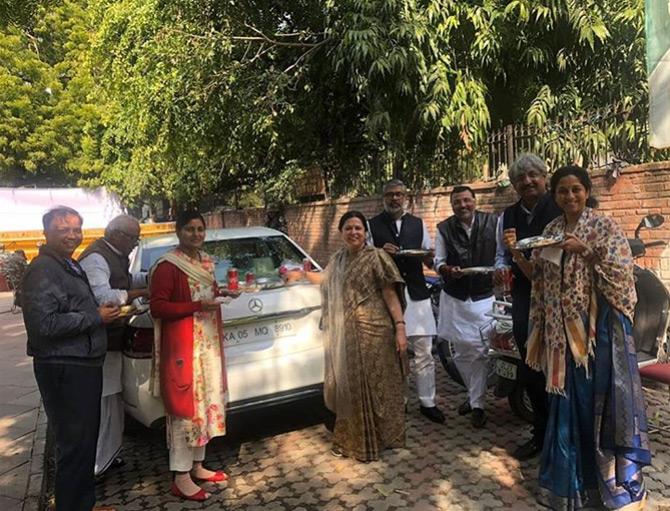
[150,261,202,418]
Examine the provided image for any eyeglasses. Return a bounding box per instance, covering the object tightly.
[384,191,406,198]
[116,230,140,243]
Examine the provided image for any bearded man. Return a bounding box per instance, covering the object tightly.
[368,179,444,424]
[434,186,498,428]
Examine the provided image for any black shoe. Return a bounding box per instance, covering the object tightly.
[419,406,446,424]
[458,400,472,416]
[512,438,542,460]
[471,408,487,428]
[110,457,125,469]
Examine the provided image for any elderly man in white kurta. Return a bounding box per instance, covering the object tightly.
[79,215,148,475]
[434,186,498,428]
[368,179,444,424]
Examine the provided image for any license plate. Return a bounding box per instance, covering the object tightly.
[495,359,517,380]
[223,319,295,347]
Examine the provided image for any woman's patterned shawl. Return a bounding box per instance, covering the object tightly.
[526,208,637,394]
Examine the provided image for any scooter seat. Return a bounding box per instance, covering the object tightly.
[639,362,670,385]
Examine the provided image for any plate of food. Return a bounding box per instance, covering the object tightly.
[460,266,496,275]
[118,304,137,318]
[515,234,565,251]
[396,249,431,257]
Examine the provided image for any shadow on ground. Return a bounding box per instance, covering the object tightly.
[93,362,670,511]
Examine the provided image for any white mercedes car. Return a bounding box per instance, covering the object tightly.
[122,227,325,427]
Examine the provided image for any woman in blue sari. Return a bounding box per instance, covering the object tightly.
[526,165,651,510]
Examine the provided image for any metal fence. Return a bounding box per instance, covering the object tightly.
[329,106,665,197]
[233,105,670,204]
[486,106,670,177]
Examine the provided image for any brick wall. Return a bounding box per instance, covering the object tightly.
[210,162,670,282]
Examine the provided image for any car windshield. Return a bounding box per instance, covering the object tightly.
[140,235,307,285]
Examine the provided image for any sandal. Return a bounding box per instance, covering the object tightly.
[192,470,228,483]
[170,482,210,501]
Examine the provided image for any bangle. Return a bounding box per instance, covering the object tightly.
[395,320,406,325]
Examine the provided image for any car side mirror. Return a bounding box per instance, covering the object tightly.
[635,214,665,238]
[644,214,665,229]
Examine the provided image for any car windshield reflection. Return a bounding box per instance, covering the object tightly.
[141,236,306,285]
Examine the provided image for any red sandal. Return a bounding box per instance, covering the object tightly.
[170,482,210,501]
[193,470,228,483]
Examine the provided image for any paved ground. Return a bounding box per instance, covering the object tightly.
[96,362,670,510]
[0,293,45,511]
[2,289,670,511]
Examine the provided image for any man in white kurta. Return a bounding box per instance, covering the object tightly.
[434,186,498,428]
[368,179,443,424]
[80,215,148,476]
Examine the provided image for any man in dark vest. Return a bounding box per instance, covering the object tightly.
[369,179,444,424]
[435,186,498,428]
[79,215,149,475]
[494,153,561,459]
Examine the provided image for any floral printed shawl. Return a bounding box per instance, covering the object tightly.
[526,208,637,394]
[149,249,227,400]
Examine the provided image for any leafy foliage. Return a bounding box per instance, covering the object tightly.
[0,0,106,187]
[0,0,662,205]
[0,1,52,28]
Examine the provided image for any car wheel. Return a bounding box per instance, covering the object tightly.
[507,385,535,424]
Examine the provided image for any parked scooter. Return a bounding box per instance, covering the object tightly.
[433,214,669,421]
[485,213,670,422]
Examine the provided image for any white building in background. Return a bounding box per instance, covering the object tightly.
[0,187,125,232]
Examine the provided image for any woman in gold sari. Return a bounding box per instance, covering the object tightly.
[288,210,408,461]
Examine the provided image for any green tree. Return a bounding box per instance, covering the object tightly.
[0,1,51,28]
[0,0,107,187]
[1,0,657,204]
[92,0,654,204]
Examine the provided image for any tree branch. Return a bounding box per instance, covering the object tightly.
[236,23,327,48]
[230,35,326,48]
[166,26,329,49]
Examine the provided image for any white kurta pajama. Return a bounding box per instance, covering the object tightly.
[434,222,493,410]
[437,292,492,409]
[96,351,124,475]
[80,246,148,476]
[370,216,438,408]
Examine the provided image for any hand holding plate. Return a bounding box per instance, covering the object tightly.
[503,228,518,251]
[561,233,589,255]
[219,288,241,299]
[450,266,464,279]
[99,303,121,323]
[201,299,221,311]
[383,243,400,255]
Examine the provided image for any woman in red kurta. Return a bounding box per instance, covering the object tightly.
[149,210,237,501]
